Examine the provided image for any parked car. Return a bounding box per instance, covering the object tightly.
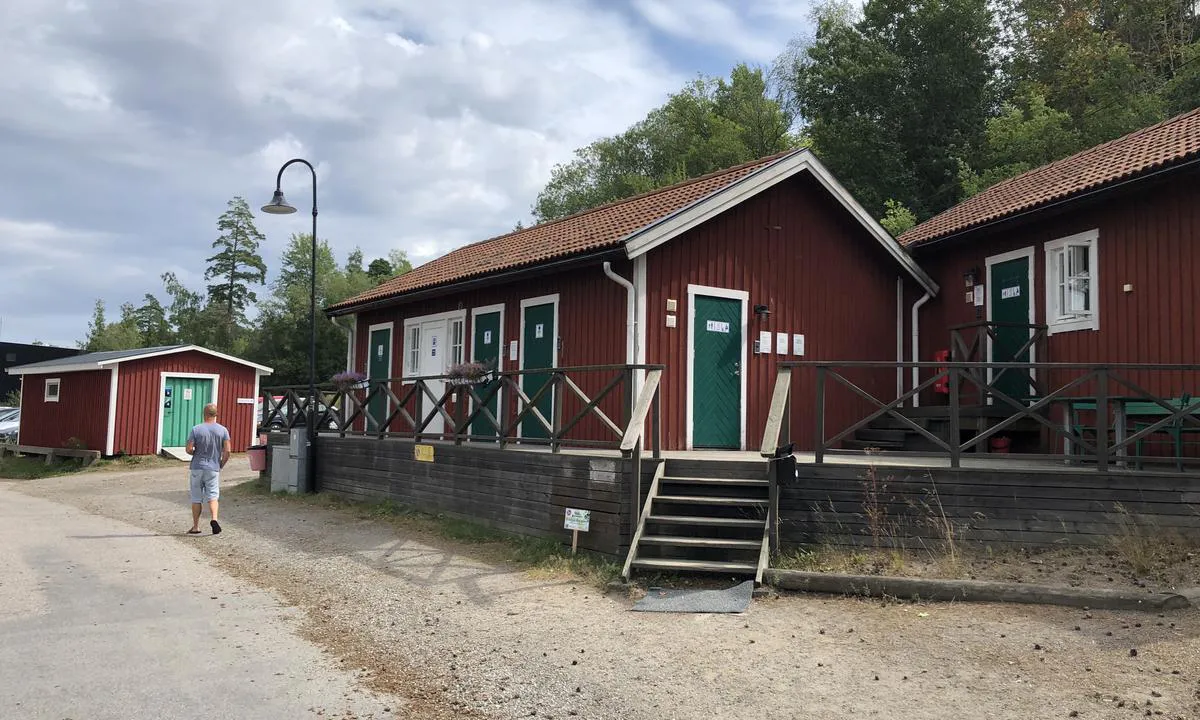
[0,407,19,443]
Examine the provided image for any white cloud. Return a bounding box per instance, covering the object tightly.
[629,0,817,62]
[0,0,684,345]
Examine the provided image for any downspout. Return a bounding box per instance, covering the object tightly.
[910,292,932,408]
[896,278,903,399]
[602,262,639,395]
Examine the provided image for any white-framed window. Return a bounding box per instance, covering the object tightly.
[1045,229,1099,334]
[405,326,421,376]
[44,378,61,402]
[450,319,465,366]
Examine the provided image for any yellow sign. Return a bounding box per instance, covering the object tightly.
[413,444,435,463]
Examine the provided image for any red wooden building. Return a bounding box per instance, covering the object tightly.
[900,106,1200,402]
[6,345,272,456]
[327,150,937,451]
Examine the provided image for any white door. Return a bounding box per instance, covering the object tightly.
[420,320,447,435]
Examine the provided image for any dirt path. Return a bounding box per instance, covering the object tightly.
[8,459,1200,720]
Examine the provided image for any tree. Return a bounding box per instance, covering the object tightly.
[80,299,142,352]
[776,0,998,219]
[366,258,393,285]
[879,199,918,237]
[205,197,268,332]
[532,64,797,222]
[132,294,173,347]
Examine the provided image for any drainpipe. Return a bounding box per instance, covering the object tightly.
[910,293,932,408]
[896,278,904,399]
[602,262,639,395]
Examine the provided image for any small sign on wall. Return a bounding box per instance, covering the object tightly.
[182,388,193,401]
[775,332,787,355]
[509,340,519,361]
[758,331,772,354]
[1001,286,1021,300]
[792,334,805,356]
[973,285,985,307]
[706,320,730,333]
[564,508,591,531]
[414,444,434,462]
[535,323,545,339]
[483,330,493,345]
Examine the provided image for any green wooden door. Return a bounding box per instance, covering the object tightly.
[161,377,212,448]
[521,302,555,440]
[692,296,742,449]
[989,256,1033,402]
[471,310,502,440]
[367,327,391,431]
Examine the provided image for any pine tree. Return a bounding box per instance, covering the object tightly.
[205,197,268,327]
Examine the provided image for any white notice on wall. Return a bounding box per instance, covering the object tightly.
[792,334,805,356]
[509,340,519,361]
[973,285,985,307]
[564,508,591,532]
[483,330,493,345]
[535,323,545,339]
[775,332,788,355]
[758,331,772,354]
[182,388,193,401]
[1001,286,1020,300]
[706,320,730,333]
[377,345,383,358]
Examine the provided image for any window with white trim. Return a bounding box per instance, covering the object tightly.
[44,378,61,402]
[405,326,421,376]
[1045,229,1099,334]
[450,319,465,366]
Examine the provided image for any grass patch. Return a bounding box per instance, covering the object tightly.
[230,477,623,588]
[0,454,91,479]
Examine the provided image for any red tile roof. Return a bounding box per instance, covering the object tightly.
[328,151,798,312]
[900,106,1200,247]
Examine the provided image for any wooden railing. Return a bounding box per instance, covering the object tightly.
[769,361,1200,473]
[949,320,1049,405]
[758,366,792,553]
[261,364,665,454]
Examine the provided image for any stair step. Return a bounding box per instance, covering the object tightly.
[639,535,762,549]
[654,495,768,507]
[855,428,906,443]
[661,476,768,486]
[646,515,764,528]
[630,558,758,573]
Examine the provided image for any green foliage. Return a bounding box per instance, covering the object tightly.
[206,197,268,325]
[80,299,143,351]
[3,390,20,407]
[532,63,798,221]
[879,199,918,237]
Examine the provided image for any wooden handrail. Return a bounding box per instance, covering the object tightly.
[760,366,793,458]
[619,369,663,457]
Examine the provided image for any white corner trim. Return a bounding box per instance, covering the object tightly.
[105,367,118,456]
[1044,229,1100,335]
[155,372,220,454]
[250,370,262,448]
[43,377,61,403]
[622,149,939,296]
[985,245,1038,402]
[685,284,749,451]
[517,293,560,441]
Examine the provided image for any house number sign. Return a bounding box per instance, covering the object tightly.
[706,320,730,333]
[1001,286,1021,299]
[535,323,545,339]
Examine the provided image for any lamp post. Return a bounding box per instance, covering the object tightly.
[261,158,318,491]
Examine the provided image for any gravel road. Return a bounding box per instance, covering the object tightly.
[7,458,1200,720]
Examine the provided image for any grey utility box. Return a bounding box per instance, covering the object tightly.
[269,429,310,494]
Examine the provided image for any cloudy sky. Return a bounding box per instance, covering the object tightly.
[0,0,817,347]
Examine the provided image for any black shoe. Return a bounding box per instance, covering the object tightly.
[210,520,222,535]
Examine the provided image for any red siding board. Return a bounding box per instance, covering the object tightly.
[18,370,111,451]
[646,173,909,451]
[114,352,260,455]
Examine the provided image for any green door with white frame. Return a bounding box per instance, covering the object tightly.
[161,377,213,448]
[521,301,555,440]
[367,326,391,431]
[692,296,742,449]
[471,310,502,440]
[989,255,1033,403]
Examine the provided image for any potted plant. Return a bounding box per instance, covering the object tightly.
[446,360,492,386]
[331,371,368,392]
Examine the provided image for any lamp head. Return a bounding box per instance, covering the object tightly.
[261,190,297,215]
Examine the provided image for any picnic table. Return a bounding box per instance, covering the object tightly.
[1060,395,1200,469]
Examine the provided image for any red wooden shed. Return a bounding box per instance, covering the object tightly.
[5,345,272,456]
[326,149,938,451]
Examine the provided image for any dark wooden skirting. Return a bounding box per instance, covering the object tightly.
[782,463,1200,549]
[316,436,632,555]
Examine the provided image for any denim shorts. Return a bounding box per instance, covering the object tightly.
[189,469,220,503]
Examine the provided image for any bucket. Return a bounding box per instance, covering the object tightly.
[990,436,1011,454]
[247,444,268,472]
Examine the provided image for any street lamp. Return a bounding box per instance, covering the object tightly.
[262,158,318,492]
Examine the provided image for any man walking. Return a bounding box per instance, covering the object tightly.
[185,403,230,535]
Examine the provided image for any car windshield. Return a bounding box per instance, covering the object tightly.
[0,409,18,422]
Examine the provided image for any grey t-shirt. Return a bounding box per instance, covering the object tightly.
[188,422,230,472]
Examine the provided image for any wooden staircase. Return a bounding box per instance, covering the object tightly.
[622,458,770,583]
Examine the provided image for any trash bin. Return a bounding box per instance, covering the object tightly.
[247,444,268,472]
